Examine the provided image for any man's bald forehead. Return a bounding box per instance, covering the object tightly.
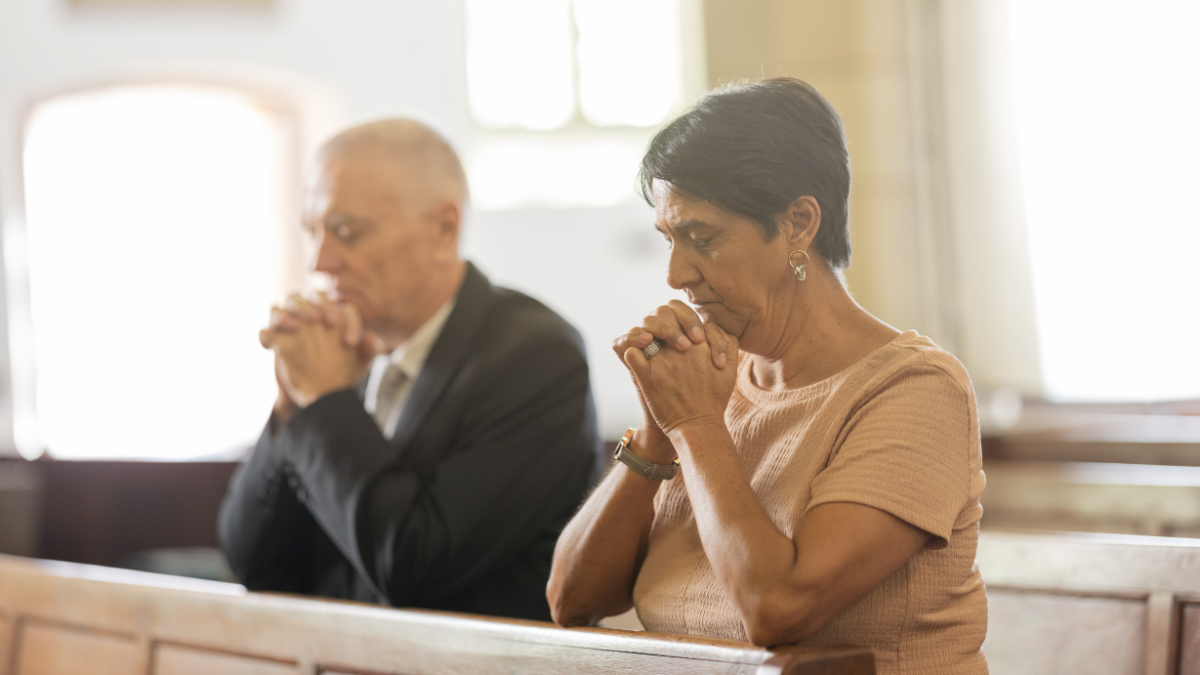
[319,119,469,205]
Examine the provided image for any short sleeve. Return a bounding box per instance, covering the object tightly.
[806,362,973,549]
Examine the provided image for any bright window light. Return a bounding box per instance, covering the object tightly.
[464,0,575,130]
[468,134,646,210]
[1009,0,1200,401]
[462,0,692,208]
[21,85,288,459]
[575,0,682,127]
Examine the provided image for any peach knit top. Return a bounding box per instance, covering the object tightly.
[632,331,989,675]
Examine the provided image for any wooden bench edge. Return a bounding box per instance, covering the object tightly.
[758,645,876,675]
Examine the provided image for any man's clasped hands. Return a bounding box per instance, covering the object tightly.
[259,294,381,422]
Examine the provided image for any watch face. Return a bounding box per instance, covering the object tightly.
[615,427,636,459]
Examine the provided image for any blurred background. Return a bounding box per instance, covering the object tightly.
[0,0,1197,578]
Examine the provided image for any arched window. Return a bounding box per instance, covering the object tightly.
[17,84,297,459]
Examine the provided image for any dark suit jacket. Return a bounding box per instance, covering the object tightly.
[218,263,604,621]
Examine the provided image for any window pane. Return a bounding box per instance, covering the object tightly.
[1009,0,1200,401]
[468,133,646,209]
[574,0,681,127]
[465,0,575,130]
[21,85,286,459]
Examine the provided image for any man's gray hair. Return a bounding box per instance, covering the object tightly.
[321,118,469,206]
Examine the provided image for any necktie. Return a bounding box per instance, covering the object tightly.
[372,364,408,439]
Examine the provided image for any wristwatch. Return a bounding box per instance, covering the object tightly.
[613,426,679,480]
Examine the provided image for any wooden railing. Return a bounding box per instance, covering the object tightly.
[978,530,1200,675]
[0,555,873,675]
[20,526,1200,674]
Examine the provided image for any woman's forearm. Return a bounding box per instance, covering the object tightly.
[666,422,814,644]
[547,445,665,626]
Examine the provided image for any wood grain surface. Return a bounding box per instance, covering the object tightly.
[13,621,141,675]
[978,530,1200,675]
[0,554,873,675]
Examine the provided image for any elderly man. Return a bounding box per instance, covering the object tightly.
[218,119,603,621]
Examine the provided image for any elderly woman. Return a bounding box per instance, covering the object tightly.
[547,78,987,674]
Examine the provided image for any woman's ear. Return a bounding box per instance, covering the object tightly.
[780,195,821,250]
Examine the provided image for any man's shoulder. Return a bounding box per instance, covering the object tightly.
[486,284,580,340]
[451,263,574,338]
[471,287,584,370]
[449,263,586,366]
[448,279,589,395]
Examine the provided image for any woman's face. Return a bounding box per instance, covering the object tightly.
[653,181,798,351]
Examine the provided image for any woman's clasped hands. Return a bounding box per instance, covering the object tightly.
[612,299,740,438]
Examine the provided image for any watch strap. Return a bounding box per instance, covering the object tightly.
[613,427,679,480]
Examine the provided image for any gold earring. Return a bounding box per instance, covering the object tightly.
[788,249,810,281]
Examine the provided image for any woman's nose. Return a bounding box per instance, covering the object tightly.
[665,249,701,290]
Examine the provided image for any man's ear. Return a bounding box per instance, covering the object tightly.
[430,201,463,262]
[780,195,821,251]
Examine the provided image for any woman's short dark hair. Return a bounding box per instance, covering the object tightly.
[638,77,852,270]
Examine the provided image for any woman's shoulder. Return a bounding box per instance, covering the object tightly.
[864,331,974,401]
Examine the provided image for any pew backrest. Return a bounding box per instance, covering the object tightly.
[0,555,873,675]
[978,529,1200,675]
[981,459,1200,537]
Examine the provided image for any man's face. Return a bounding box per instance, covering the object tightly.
[303,148,453,337]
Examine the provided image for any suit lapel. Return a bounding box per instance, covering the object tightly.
[389,262,495,458]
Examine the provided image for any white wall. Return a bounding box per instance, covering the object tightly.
[0,0,676,455]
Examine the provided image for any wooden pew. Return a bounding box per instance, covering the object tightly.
[981,460,1200,537]
[978,529,1200,675]
[0,555,873,675]
[982,407,1200,466]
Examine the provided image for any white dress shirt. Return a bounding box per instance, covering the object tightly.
[363,298,455,439]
